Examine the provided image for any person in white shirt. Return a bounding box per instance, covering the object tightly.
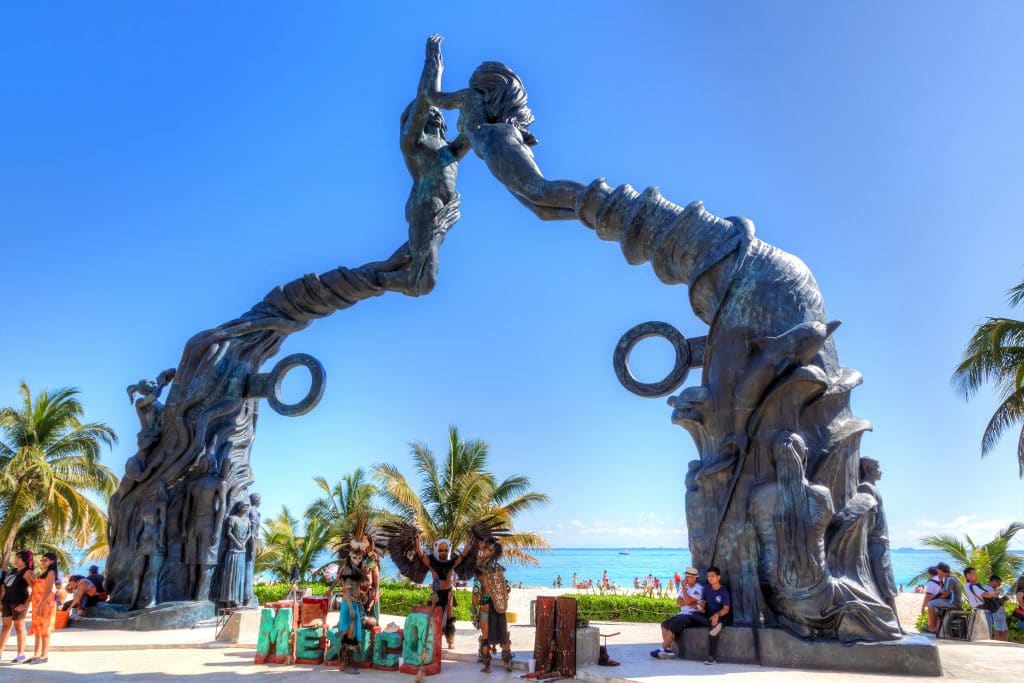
[651,567,707,659]
[920,566,942,615]
[965,568,1008,641]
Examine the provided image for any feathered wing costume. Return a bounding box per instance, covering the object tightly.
[383,516,509,646]
[334,511,387,672]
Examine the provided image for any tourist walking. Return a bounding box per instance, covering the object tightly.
[28,552,58,664]
[0,550,34,664]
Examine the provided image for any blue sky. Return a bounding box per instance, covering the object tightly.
[2,1,1022,549]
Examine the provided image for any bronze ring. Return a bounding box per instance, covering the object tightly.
[613,321,690,398]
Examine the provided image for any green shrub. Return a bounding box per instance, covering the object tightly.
[254,582,472,621]
[253,581,329,605]
[574,594,678,624]
[379,586,473,621]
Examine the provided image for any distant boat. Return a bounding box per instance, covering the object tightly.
[618,551,630,555]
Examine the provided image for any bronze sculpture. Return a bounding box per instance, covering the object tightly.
[129,478,167,610]
[243,492,261,606]
[857,457,899,619]
[101,37,936,670]
[379,38,470,297]
[181,455,229,601]
[216,500,252,608]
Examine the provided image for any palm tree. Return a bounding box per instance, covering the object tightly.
[255,506,332,582]
[908,522,1024,589]
[0,383,118,567]
[953,279,1024,477]
[304,469,379,555]
[374,426,551,565]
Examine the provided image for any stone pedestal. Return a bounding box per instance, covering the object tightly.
[79,601,215,631]
[216,608,262,643]
[676,624,759,664]
[673,626,941,676]
[576,626,600,668]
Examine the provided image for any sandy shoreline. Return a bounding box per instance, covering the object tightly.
[500,586,924,632]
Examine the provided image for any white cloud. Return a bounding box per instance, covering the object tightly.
[890,514,1022,548]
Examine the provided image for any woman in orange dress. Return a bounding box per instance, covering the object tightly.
[28,552,57,664]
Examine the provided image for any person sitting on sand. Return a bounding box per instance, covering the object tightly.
[651,567,705,659]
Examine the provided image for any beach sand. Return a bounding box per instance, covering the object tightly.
[501,586,925,632]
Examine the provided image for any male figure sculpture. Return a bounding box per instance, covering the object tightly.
[130,479,168,610]
[379,37,470,296]
[244,492,261,605]
[857,457,899,620]
[181,455,228,601]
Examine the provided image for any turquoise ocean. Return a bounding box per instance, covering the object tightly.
[376,547,1018,590]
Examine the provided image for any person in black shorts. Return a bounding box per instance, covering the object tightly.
[652,566,706,658]
[0,550,35,664]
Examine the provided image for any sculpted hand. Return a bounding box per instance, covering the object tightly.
[426,34,443,67]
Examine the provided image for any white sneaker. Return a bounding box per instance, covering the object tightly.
[658,649,676,659]
[709,622,723,636]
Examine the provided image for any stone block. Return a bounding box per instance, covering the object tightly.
[576,626,600,668]
[674,625,759,664]
[756,628,941,677]
[78,601,215,631]
[216,608,261,643]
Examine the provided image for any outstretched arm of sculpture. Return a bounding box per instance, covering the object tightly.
[422,34,586,221]
[422,34,466,110]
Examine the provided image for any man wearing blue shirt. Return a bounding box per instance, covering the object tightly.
[702,566,731,665]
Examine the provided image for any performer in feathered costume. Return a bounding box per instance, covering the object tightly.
[472,536,513,673]
[335,511,386,673]
[384,517,506,649]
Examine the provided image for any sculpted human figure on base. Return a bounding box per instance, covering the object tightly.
[181,455,229,601]
[423,34,585,221]
[857,457,899,621]
[216,500,252,608]
[378,38,470,297]
[130,479,168,610]
[108,368,176,546]
[749,433,900,642]
[243,492,261,605]
[127,368,176,452]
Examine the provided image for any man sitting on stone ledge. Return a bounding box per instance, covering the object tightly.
[702,566,731,665]
[651,566,705,659]
[926,562,963,634]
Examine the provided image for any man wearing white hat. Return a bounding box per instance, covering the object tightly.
[651,566,707,659]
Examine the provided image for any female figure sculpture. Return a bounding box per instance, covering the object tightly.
[216,500,252,608]
[749,433,900,642]
[423,34,585,221]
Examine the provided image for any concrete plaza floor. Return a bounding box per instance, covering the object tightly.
[2,615,1022,682]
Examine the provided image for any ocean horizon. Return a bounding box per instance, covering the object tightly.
[371,546,1024,591]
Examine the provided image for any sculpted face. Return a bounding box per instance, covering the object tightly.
[424,108,446,139]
